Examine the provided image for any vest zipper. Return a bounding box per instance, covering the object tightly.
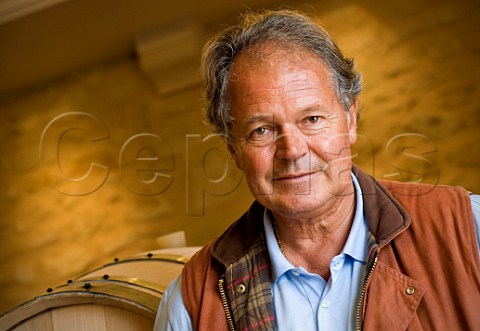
[218,278,236,331]
[355,255,378,331]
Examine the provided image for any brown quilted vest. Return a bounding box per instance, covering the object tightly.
[182,166,480,330]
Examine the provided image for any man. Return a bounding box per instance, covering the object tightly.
[155,10,480,330]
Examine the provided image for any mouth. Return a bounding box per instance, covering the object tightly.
[272,171,317,181]
[273,164,328,181]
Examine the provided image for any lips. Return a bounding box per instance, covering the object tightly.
[272,164,328,180]
[272,172,313,180]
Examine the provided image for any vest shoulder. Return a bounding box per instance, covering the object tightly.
[373,180,473,230]
[183,240,216,275]
[375,180,474,239]
[376,179,470,201]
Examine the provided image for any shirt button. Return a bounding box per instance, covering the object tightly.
[321,300,330,308]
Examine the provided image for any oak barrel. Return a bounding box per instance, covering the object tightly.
[0,247,200,331]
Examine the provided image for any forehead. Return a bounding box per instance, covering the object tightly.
[227,42,337,108]
[230,42,332,80]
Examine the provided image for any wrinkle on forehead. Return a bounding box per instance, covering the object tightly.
[228,43,336,109]
[229,42,313,79]
[227,42,336,103]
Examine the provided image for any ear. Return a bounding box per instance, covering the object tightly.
[347,99,358,145]
[228,144,244,170]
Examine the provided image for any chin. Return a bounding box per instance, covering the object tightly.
[257,193,324,217]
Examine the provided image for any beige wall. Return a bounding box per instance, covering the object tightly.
[1,0,479,313]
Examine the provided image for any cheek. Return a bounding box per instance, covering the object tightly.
[310,134,352,160]
[242,148,273,176]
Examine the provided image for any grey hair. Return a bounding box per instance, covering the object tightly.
[201,9,362,145]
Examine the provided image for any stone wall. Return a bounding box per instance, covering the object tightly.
[1,0,479,314]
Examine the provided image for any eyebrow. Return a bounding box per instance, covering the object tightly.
[243,114,275,126]
[239,104,325,126]
[300,104,324,113]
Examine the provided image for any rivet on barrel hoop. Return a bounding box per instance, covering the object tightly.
[113,258,119,263]
[147,253,153,258]
[46,288,53,293]
[83,283,92,290]
[67,279,73,284]
[103,274,109,280]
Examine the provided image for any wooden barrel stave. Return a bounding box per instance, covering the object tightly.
[0,248,199,331]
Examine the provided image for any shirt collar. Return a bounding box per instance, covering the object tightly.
[263,173,368,283]
[264,209,293,282]
[342,173,367,263]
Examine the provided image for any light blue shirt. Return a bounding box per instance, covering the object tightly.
[264,174,366,331]
[154,180,480,331]
[155,273,192,331]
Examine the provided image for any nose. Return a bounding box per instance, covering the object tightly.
[274,127,309,160]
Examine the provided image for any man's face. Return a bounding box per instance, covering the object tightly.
[228,45,357,219]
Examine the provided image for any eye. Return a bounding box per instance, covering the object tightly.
[307,116,320,124]
[249,126,272,141]
[254,127,267,135]
[301,115,325,132]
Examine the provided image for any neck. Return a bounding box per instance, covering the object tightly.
[271,190,356,278]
